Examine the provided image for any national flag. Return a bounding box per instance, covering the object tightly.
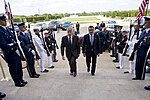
[4,0,10,20]
[136,0,149,20]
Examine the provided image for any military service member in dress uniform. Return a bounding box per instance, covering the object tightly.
[132,17,150,80]
[0,14,27,87]
[18,23,40,78]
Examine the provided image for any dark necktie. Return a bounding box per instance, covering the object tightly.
[69,36,71,45]
[91,35,93,45]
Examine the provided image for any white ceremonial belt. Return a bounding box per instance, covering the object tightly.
[8,43,14,46]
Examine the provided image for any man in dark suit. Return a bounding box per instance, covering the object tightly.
[18,23,40,78]
[132,17,150,80]
[61,27,80,77]
[82,26,100,76]
[0,14,26,87]
[100,21,106,28]
[76,22,80,34]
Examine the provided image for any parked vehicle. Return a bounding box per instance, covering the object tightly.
[106,20,117,29]
[61,22,73,31]
[48,20,61,31]
[35,22,48,30]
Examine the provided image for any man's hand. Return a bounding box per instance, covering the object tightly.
[62,56,65,60]
[83,53,86,57]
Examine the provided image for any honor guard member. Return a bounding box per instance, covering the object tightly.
[113,25,123,63]
[44,30,55,69]
[0,14,27,87]
[132,17,150,80]
[32,28,49,73]
[17,23,40,78]
[124,22,141,74]
[116,29,128,69]
[82,26,100,76]
[61,27,80,77]
[48,28,59,62]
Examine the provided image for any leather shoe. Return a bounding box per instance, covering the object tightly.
[116,67,120,69]
[73,72,76,77]
[144,85,150,90]
[53,60,58,62]
[132,78,141,80]
[21,80,28,84]
[48,66,55,69]
[15,83,26,87]
[113,60,119,63]
[124,71,129,74]
[41,69,49,73]
[91,73,95,76]
[30,75,39,78]
[110,55,115,57]
[36,74,40,76]
[0,92,6,98]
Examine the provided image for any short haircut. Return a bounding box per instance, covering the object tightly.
[67,27,73,33]
[88,26,94,29]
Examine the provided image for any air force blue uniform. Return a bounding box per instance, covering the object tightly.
[135,30,150,79]
[18,31,37,77]
[0,26,24,85]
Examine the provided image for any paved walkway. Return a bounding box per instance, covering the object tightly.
[0,51,150,100]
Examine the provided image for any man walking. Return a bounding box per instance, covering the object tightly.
[61,27,80,77]
[82,26,100,76]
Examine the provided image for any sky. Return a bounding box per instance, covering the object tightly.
[0,0,143,15]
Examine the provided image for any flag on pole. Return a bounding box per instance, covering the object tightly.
[4,0,10,20]
[136,0,149,21]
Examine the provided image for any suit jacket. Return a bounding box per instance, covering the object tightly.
[18,32,33,54]
[82,33,100,56]
[61,35,80,59]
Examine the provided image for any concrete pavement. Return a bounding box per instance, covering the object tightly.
[0,25,150,100]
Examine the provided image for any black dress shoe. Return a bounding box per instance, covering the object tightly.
[110,55,115,57]
[73,72,76,77]
[113,60,119,63]
[30,75,39,78]
[124,71,129,74]
[116,67,120,69]
[53,60,58,62]
[48,66,55,69]
[36,74,40,76]
[144,85,150,90]
[132,78,141,80]
[41,69,49,73]
[0,92,6,99]
[15,83,26,87]
[21,80,28,84]
[91,73,95,76]
[87,68,90,72]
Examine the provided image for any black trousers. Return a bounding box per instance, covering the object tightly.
[52,45,57,61]
[25,52,37,76]
[5,53,23,85]
[68,55,77,74]
[86,52,97,74]
[135,49,147,79]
